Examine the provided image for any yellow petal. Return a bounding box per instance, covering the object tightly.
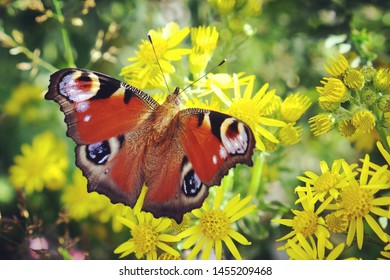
[346,219,356,246]
[223,236,242,260]
[228,229,251,245]
[365,214,388,242]
[356,217,364,249]
[326,243,345,260]
[157,241,180,257]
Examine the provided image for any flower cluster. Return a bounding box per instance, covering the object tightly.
[122,23,311,152]
[310,53,390,151]
[273,137,390,259]
[114,183,256,260]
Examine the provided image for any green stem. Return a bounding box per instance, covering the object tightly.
[248,152,264,197]
[52,0,75,67]
[21,46,57,73]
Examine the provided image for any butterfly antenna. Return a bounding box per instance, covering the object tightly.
[148,35,171,93]
[179,59,226,94]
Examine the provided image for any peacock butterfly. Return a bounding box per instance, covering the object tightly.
[45,68,255,222]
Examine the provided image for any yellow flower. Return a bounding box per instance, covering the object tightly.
[179,186,255,260]
[191,26,219,57]
[379,95,390,112]
[114,186,181,259]
[61,170,105,220]
[373,68,390,92]
[273,182,333,259]
[189,26,219,77]
[280,92,311,123]
[324,52,349,78]
[9,131,68,193]
[351,109,375,134]
[4,83,44,122]
[334,155,390,249]
[338,118,356,138]
[316,77,348,103]
[120,22,191,89]
[325,211,349,233]
[296,159,354,204]
[343,69,365,90]
[216,76,285,151]
[278,123,303,145]
[309,113,335,136]
[286,239,345,260]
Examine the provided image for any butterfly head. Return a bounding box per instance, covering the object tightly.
[165,87,182,107]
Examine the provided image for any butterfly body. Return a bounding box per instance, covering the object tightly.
[46,68,255,222]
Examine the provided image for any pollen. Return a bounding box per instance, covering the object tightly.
[340,183,373,219]
[314,172,340,193]
[351,109,376,134]
[131,224,159,257]
[293,211,318,238]
[325,211,348,233]
[200,210,231,241]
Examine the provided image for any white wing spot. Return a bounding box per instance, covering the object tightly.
[212,155,218,165]
[83,115,91,122]
[75,101,90,112]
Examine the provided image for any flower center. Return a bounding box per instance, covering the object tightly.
[131,223,158,257]
[325,211,348,233]
[200,210,230,241]
[340,183,373,219]
[293,211,318,238]
[139,37,167,65]
[352,109,376,134]
[314,172,339,192]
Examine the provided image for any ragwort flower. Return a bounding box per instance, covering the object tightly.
[213,75,285,151]
[295,159,355,204]
[61,170,105,220]
[9,131,68,193]
[120,22,191,89]
[324,52,349,78]
[285,239,345,260]
[114,186,181,259]
[334,155,390,249]
[280,92,311,123]
[273,182,333,260]
[179,186,255,260]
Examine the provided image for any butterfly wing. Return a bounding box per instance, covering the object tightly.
[45,68,159,144]
[46,69,256,223]
[178,108,255,185]
[45,68,158,206]
[142,108,255,222]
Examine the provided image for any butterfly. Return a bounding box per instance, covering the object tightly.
[45,68,255,222]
